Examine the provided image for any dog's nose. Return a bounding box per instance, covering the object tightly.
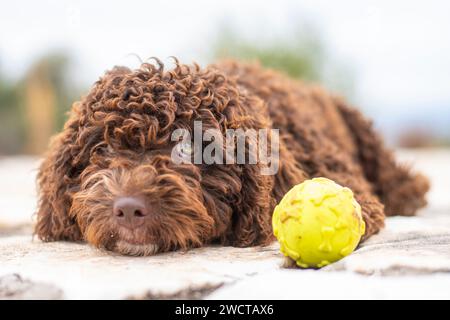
[113,197,149,229]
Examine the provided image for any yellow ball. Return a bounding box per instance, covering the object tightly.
[272,177,366,268]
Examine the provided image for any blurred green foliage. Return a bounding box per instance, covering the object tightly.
[214,28,323,82]
[0,67,24,154]
[0,52,79,155]
[33,53,78,131]
[212,25,355,98]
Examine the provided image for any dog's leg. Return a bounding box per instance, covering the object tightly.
[227,162,277,247]
[272,131,383,239]
[335,98,430,216]
[273,138,384,240]
[313,148,386,240]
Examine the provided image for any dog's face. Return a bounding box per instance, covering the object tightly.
[71,149,216,256]
[41,62,248,255]
[37,61,275,255]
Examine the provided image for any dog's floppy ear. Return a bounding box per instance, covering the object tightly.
[222,91,309,247]
[35,104,86,242]
[219,92,277,246]
[229,161,276,246]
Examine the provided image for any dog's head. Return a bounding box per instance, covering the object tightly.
[36,60,275,255]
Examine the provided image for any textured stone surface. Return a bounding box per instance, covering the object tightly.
[326,214,450,276]
[0,150,450,299]
[0,274,63,300]
[0,236,283,299]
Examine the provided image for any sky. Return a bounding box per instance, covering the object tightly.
[1,0,449,139]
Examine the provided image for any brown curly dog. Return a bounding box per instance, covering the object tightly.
[35,59,429,256]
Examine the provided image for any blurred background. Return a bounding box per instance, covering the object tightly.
[2,1,450,298]
[1,0,449,155]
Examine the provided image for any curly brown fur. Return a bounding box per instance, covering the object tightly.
[35,59,429,255]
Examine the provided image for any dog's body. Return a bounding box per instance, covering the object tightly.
[35,60,429,255]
